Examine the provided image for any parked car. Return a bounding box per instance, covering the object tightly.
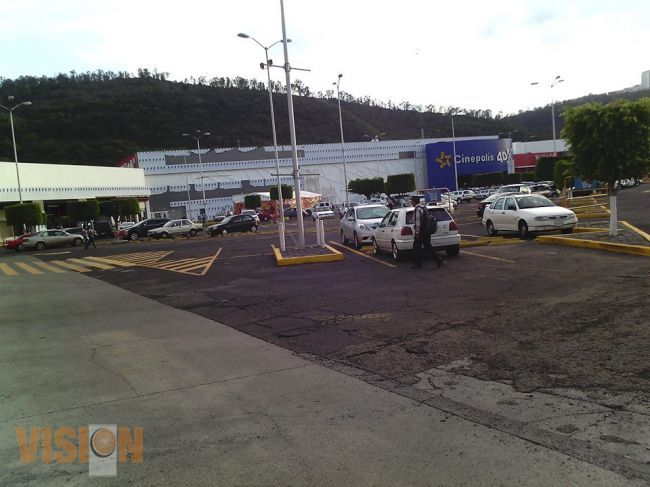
[476,192,512,218]
[61,227,84,235]
[3,233,32,251]
[284,207,309,218]
[372,206,461,261]
[21,230,84,250]
[451,190,476,202]
[257,209,275,222]
[482,194,578,238]
[207,214,258,236]
[240,209,260,225]
[530,183,560,198]
[121,218,169,240]
[305,201,333,216]
[147,219,203,239]
[118,221,136,231]
[340,204,390,249]
[93,220,114,238]
[311,207,336,221]
[496,184,532,195]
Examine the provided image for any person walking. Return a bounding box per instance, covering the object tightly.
[411,196,443,269]
[84,225,97,250]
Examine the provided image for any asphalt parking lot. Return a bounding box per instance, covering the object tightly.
[2,184,649,482]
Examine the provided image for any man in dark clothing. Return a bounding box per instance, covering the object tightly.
[411,196,443,269]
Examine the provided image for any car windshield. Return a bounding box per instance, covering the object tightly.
[220,216,233,224]
[357,207,389,220]
[517,195,554,208]
[162,221,175,227]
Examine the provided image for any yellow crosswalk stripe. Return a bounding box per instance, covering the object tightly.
[0,263,19,276]
[83,256,135,267]
[14,262,44,275]
[166,258,213,271]
[51,260,92,273]
[68,258,115,270]
[31,261,67,273]
[152,258,202,269]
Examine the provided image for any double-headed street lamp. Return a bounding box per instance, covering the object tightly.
[182,130,210,220]
[333,74,349,208]
[531,75,565,155]
[237,32,290,251]
[1,96,32,204]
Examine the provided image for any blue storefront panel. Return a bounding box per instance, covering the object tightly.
[426,139,513,191]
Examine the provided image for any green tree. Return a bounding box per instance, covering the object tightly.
[5,203,43,233]
[270,185,294,201]
[534,156,562,181]
[67,200,99,223]
[385,173,415,196]
[347,177,385,199]
[562,98,650,235]
[244,194,262,209]
[553,159,574,190]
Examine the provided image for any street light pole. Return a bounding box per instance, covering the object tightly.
[279,0,306,248]
[182,131,210,220]
[451,115,459,191]
[237,33,288,251]
[531,76,564,155]
[1,97,32,204]
[334,74,349,208]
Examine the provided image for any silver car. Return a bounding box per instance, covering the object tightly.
[340,204,390,249]
[21,230,84,251]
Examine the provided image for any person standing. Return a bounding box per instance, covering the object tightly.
[411,196,443,269]
[84,225,97,250]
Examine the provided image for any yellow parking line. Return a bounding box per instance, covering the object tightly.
[68,258,115,270]
[0,263,19,276]
[462,250,515,263]
[31,261,67,273]
[14,262,44,275]
[196,247,222,276]
[83,256,135,267]
[51,260,92,273]
[328,241,397,268]
[219,252,274,259]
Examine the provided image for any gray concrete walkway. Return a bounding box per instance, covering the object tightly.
[0,267,641,486]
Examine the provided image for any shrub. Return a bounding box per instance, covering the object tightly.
[270,185,294,201]
[244,194,262,209]
[470,172,504,187]
[67,200,100,223]
[534,157,563,181]
[5,203,43,232]
[553,159,574,189]
[386,173,415,195]
[348,177,385,198]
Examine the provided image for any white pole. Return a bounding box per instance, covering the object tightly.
[336,76,349,208]
[280,0,305,248]
[264,46,286,251]
[320,220,325,247]
[451,115,459,191]
[9,110,23,204]
[551,94,557,155]
[197,138,207,218]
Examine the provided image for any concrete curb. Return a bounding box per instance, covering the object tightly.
[272,244,344,266]
[620,220,650,243]
[537,225,650,258]
[460,238,524,248]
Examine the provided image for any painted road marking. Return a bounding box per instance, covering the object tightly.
[33,251,71,256]
[14,262,44,275]
[31,261,67,274]
[51,260,92,273]
[83,256,136,267]
[0,263,19,276]
[68,258,115,270]
[462,250,515,263]
[328,241,397,268]
[219,252,275,259]
[100,248,222,276]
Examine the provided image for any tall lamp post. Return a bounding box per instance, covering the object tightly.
[333,74,349,208]
[182,130,210,220]
[1,96,32,204]
[237,32,290,251]
[531,75,564,155]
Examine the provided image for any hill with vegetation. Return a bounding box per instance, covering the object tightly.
[1,70,648,166]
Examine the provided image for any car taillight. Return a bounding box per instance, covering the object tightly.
[400,226,413,236]
[449,221,458,231]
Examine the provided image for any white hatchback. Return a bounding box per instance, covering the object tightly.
[340,204,390,248]
[372,206,461,261]
[482,194,578,238]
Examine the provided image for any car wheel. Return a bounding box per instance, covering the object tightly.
[353,232,362,249]
[372,238,381,255]
[221,229,227,237]
[251,226,258,233]
[161,232,169,239]
[341,230,349,245]
[207,230,213,237]
[16,244,23,252]
[391,241,402,262]
[189,229,197,237]
[486,220,497,236]
[35,242,45,251]
[129,233,138,241]
[72,238,83,247]
[561,228,574,234]
[446,245,460,257]
[518,221,529,239]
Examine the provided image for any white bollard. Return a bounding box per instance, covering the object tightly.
[315,217,322,245]
[319,220,326,247]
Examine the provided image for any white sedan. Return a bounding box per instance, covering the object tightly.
[148,219,204,239]
[482,194,577,238]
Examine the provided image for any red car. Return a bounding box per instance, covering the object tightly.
[3,233,32,252]
[257,209,276,222]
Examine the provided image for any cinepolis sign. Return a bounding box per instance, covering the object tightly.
[426,138,513,191]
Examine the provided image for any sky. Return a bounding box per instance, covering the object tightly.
[1,0,649,115]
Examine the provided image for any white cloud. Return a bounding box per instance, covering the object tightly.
[1,0,649,114]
